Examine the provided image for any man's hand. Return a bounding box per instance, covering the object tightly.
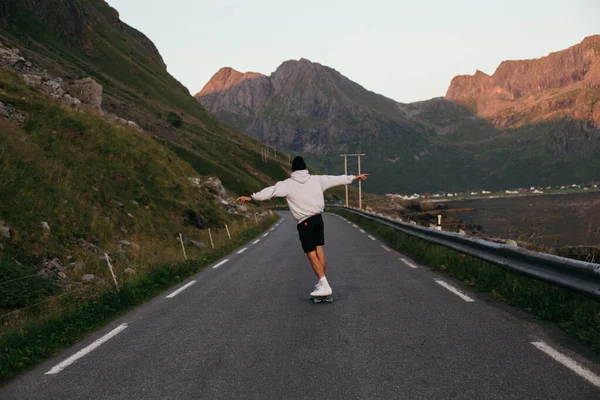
[236,196,252,204]
[354,173,369,181]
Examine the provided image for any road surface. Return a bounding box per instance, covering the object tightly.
[2,212,599,399]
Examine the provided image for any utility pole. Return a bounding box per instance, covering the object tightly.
[340,153,365,208]
[341,154,349,206]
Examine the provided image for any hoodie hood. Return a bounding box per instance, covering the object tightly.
[290,169,311,184]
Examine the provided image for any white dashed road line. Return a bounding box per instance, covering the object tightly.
[263,233,269,237]
[352,224,358,228]
[400,258,418,269]
[253,239,260,244]
[434,279,475,302]
[360,229,365,233]
[46,324,129,375]
[212,259,229,269]
[381,245,391,252]
[531,341,600,388]
[237,247,248,254]
[166,280,197,298]
[368,235,376,241]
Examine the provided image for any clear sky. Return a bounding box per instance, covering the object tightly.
[106,0,598,103]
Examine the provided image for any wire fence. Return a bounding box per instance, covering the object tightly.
[0,210,275,328]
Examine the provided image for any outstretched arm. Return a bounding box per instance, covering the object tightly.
[318,173,369,191]
[236,181,289,204]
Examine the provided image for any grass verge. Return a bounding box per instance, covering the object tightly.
[0,216,278,384]
[329,208,600,353]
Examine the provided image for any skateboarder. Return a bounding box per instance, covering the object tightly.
[236,156,369,297]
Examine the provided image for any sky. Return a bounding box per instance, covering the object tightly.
[106,0,598,103]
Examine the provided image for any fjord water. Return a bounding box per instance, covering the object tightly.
[447,192,600,247]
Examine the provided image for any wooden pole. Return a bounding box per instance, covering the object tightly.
[208,228,215,248]
[179,233,187,260]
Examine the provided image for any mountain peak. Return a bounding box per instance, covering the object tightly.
[197,67,266,97]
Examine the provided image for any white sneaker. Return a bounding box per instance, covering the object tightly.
[313,281,321,291]
[310,283,332,297]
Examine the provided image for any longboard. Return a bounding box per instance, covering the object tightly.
[310,294,334,304]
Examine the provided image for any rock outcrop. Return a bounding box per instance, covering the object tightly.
[0,39,142,130]
[66,77,103,109]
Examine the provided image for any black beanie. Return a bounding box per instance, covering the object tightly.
[291,156,307,171]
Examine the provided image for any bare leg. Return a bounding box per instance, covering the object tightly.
[306,251,325,279]
[315,246,327,274]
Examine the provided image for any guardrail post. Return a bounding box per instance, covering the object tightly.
[437,215,442,231]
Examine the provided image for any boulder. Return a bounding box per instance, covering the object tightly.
[47,259,66,272]
[203,177,228,199]
[67,77,103,109]
[41,221,50,232]
[82,274,97,284]
[23,74,42,86]
[0,221,11,241]
[0,102,8,118]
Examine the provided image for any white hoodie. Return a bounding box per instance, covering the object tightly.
[251,170,355,223]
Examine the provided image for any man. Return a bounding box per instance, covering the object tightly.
[237,156,369,297]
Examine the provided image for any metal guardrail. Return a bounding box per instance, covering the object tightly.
[329,205,600,301]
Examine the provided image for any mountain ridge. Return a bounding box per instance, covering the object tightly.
[196,35,600,193]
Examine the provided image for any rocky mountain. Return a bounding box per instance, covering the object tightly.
[446,35,600,128]
[196,36,600,194]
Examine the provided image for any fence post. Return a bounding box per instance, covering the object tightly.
[179,233,187,260]
[437,215,442,231]
[104,253,119,288]
[225,224,231,240]
[208,228,215,249]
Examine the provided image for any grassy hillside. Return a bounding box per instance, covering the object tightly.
[0,0,293,199]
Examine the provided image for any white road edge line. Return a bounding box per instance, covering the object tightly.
[237,247,248,254]
[531,341,600,388]
[352,224,358,228]
[368,235,376,241]
[166,280,197,298]
[212,259,229,269]
[381,245,391,252]
[400,258,418,269]
[263,233,269,237]
[435,280,475,302]
[253,239,260,244]
[360,229,365,233]
[46,323,128,375]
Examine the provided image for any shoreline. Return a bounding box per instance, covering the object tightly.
[423,188,600,203]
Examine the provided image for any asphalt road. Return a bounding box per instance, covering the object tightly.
[2,212,599,399]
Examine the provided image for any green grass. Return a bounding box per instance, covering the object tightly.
[0,216,278,384]
[329,208,600,353]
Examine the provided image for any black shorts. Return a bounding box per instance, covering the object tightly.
[297,214,325,253]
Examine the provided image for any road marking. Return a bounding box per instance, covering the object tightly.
[166,280,197,298]
[253,239,260,244]
[269,229,274,232]
[360,229,365,233]
[435,280,475,302]
[531,341,600,388]
[352,224,358,228]
[381,245,391,251]
[46,324,128,375]
[212,259,229,269]
[263,233,269,237]
[400,258,418,269]
[368,235,376,241]
[237,247,248,254]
